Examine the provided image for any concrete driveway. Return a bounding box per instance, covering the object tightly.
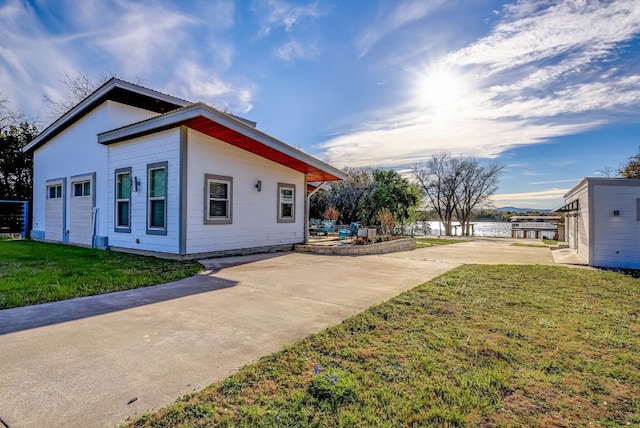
[0,238,573,428]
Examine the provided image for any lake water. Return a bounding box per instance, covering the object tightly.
[413,221,512,238]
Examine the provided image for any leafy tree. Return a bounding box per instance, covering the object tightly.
[309,189,330,220]
[619,147,640,179]
[310,167,373,223]
[0,121,38,200]
[357,169,421,227]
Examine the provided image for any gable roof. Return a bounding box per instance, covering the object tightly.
[23,78,190,153]
[24,78,345,182]
[97,102,346,182]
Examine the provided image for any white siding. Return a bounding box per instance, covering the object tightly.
[564,180,589,262]
[107,129,181,253]
[32,101,159,242]
[591,184,640,268]
[185,128,305,254]
[577,184,590,262]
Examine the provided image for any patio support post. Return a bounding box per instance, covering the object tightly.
[305,180,326,243]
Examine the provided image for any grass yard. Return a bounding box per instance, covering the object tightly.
[416,237,466,248]
[128,265,640,427]
[0,240,202,309]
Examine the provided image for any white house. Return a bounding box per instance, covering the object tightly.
[24,78,346,258]
[554,177,640,268]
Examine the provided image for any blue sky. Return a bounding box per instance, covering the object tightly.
[2,0,640,209]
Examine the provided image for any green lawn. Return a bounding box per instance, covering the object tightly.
[128,265,640,427]
[0,240,202,309]
[416,237,467,248]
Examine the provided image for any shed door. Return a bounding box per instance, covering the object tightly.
[45,179,66,242]
[69,175,95,246]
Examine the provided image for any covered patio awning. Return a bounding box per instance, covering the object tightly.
[551,199,579,213]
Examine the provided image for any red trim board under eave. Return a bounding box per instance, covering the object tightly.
[184,116,340,182]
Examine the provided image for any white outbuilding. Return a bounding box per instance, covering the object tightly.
[554,177,640,268]
[23,79,346,258]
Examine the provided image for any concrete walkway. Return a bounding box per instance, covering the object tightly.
[0,238,584,428]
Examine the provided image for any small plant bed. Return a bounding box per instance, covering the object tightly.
[127,265,640,427]
[296,237,415,256]
[416,237,466,248]
[542,239,559,246]
[0,240,202,309]
[599,266,640,278]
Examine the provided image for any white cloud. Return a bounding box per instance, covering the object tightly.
[275,40,320,61]
[0,0,78,118]
[355,0,446,57]
[0,0,246,121]
[89,2,196,76]
[255,0,322,37]
[491,188,571,209]
[319,111,598,168]
[447,0,640,75]
[168,62,254,114]
[528,178,581,185]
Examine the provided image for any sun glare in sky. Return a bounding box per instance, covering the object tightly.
[417,66,468,121]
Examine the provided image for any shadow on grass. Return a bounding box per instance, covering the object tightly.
[0,273,238,335]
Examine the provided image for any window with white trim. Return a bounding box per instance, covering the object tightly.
[47,184,62,199]
[205,174,233,225]
[115,168,131,232]
[147,162,167,235]
[73,180,91,197]
[277,183,295,223]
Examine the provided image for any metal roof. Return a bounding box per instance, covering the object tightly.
[551,199,579,213]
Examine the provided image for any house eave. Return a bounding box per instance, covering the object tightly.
[97,103,347,182]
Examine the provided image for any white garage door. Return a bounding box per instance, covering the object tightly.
[45,178,66,242]
[69,173,95,246]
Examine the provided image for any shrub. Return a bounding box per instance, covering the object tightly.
[378,207,395,236]
[323,206,340,221]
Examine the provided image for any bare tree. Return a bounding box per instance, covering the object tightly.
[44,71,142,121]
[454,160,505,235]
[413,153,466,236]
[0,95,21,132]
[596,165,619,178]
[413,153,504,236]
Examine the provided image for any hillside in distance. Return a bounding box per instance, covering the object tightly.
[496,206,552,213]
